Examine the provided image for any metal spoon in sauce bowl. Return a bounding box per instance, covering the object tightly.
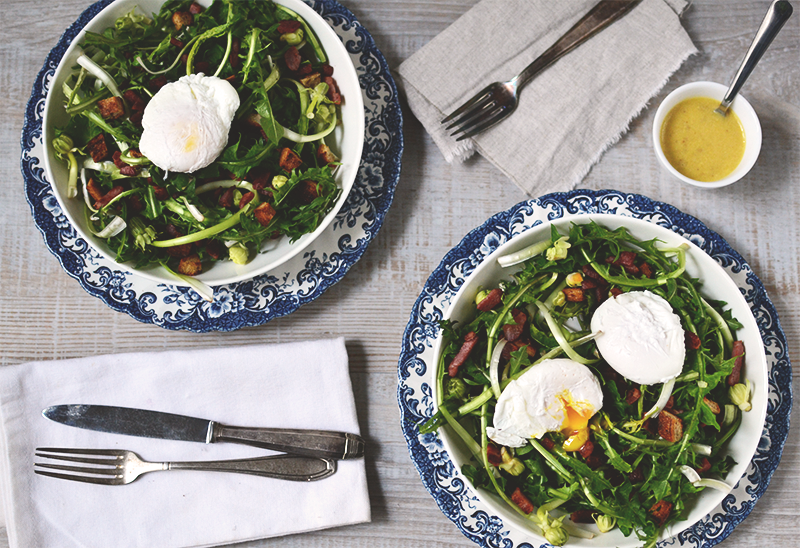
[715,0,793,116]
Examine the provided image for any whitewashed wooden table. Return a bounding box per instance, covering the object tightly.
[1,0,798,546]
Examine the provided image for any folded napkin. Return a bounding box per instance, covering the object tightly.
[0,339,369,548]
[397,0,697,196]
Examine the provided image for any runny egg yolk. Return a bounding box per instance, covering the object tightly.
[558,394,593,432]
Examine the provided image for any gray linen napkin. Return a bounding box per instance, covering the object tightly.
[397,0,697,195]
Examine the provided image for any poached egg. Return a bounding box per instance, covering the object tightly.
[591,290,685,385]
[487,358,603,448]
[139,74,240,173]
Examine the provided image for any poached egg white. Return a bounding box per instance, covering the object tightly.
[139,74,240,173]
[487,358,603,448]
[591,290,685,385]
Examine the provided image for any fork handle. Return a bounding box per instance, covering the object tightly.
[515,0,642,90]
[211,423,365,460]
[167,455,337,482]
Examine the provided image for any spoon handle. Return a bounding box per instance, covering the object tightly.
[718,0,793,114]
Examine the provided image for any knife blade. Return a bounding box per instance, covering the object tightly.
[43,405,365,460]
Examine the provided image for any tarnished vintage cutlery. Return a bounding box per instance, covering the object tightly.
[35,447,337,484]
[442,0,642,140]
[43,405,365,460]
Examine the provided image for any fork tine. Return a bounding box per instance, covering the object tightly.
[34,469,119,485]
[450,103,507,137]
[35,452,122,466]
[35,462,120,476]
[444,98,496,132]
[441,84,495,124]
[36,448,125,457]
[453,106,512,141]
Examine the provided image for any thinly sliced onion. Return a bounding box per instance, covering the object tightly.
[680,466,731,492]
[83,158,117,173]
[497,239,551,268]
[164,268,215,303]
[691,443,712,456]
[76,53,121,97]
[282,113,337,143]
[695,478,732,492]
[489,340,508,399]
[534,301,597,365]
[679,465,701,483]
[644,378,676,420]
[722,404,737,427]
[196,179,254,194]
[182,197,205,222]
[92,216,126,238]
[80,168,98,213]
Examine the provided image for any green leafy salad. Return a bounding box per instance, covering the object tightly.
[52,0,345,280]
[422,223,752,547]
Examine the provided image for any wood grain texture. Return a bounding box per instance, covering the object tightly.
[1,0,798,546]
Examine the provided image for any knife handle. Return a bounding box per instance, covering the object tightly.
[210,423,365,460]
[167,454,337,482]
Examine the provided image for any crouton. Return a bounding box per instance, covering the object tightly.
[562,287,585,302]
[253,202,276,227]
[172,11,193,31]
[279,147,303,172]
[86,133,110,162]
[299,72,321,89]
[649,500,672,527]
[177,254,202,276]
[86,178,104,202]
[657,410,683,442]
[298,180,319,203]
[97,96,125,121]
[317,143,339,169]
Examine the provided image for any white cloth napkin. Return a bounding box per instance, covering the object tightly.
[0,339,369,548]
[397,0,697,196]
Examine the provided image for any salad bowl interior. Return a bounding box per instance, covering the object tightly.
[434,214,768,547]
[42,0,365,287]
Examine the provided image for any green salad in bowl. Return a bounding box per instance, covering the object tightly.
[44,0,364,295]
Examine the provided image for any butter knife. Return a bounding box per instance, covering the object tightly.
[43,404,365,460]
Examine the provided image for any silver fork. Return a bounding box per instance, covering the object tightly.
[34,447,337,484]
[442,0,642,140]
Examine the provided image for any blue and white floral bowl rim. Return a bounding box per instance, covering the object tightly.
[398,189,791,548]
[21,0,403,332]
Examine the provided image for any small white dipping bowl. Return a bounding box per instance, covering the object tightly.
[652,81,761,189]
[42,0,364,287]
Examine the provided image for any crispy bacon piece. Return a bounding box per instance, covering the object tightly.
[230,37,241,69]
[178,253,202,276]
[300,72,322,89]
[324,75,341,104]
[93,185,124,209]
[582,263,604,282]
[585,453,602,469]
[112,151,127,169]
[279,147,303,172]
[298,180,320,203]
[658,410,683,442]
[172,11,193,31]
[510,488,534,515]
[277,20,302,34]
[97,96,125,121]
[284,46,302,71]
[685,330,701,350]
[502,323,524,343]
[127,194,144,213]
[623,264,640,276]
[448,331,478,377]
[149,182,169,200]
[86,178,104,202]
[728,340,745,386]
[170,37,185,48]
[578,440,594,459]
[563,287,585,302]
[148,75,168,92]
[644,418,658,436]
[664,395,675,411]
[189,2,204,14]
[625,387,642,405]
[317,143,339,169]
[703,397,721,414]
[610,287,623,298]
[239,191,255,209]
[205,239,226,260]
[486,444,502,466]
[253,202,277,227]
[502,340,537,361]
[119,165,140,176]
[476,288,502,311]
[570,510,595,524]
[162,225,193,258]
[581,277,598,290]
[86,133,110,162]
[696,457,712,474]
[640,262,654,278]
[649,500,673,527]
[540,437,555,451]
[321,63,334,77]
[629,465,644,483]
[607,251,637,267]
[218,187,235,208]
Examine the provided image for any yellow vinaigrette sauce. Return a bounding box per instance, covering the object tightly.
[660,96,746,182]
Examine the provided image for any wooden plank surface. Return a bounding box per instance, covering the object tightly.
[1,0,798,546]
